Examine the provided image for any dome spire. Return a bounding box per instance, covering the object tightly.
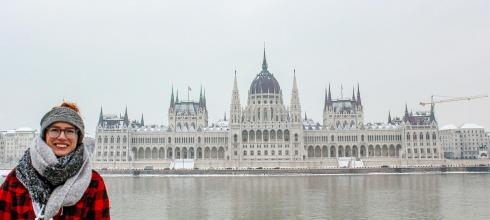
[262,45,268,71]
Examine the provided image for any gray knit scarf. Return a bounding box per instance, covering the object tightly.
[16,137,92,219]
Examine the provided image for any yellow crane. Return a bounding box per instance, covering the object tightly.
[420,95,488,107]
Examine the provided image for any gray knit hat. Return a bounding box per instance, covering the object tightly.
[40,106,85,145]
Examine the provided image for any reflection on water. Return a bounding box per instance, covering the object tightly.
[103,173,490,220]
[2,173,489,219]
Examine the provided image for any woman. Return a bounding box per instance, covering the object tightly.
[0,102,110,219]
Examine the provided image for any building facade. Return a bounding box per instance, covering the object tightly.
[440,123,488,159]
[0,128,37,163]
[94,52,443,169]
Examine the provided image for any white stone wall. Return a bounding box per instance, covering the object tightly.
[403,124,441,159]
[0,128,37,163]
[439,126,487,159]
[440,129,460,159]
[486,132,490,157]
[0,132,5,162]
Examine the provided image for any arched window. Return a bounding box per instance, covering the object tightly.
[284,130,290,141]
[110,136,114,143]
[242,130,248,142]
[249,130,255,141]
[270,130,276,140]
[407,133,410,140]
[277,130,283,140]
[294,133,298,142]
[420,132,424,140]
[123,136,127,143]
[256,130,262,141]
[432,132,437,140]
[233,134,238,143]
[117,136,120,143]
[426,132,430,140]
[263,130,269,142]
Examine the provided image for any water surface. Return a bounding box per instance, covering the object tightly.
[102,173,490,220]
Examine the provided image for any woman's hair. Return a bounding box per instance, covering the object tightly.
[60,100,80,113]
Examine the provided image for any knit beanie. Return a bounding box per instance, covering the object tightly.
[40,106,85,145]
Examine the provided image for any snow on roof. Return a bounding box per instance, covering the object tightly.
[365,123,400,130]
[16,127,36,132]
[204,120,229,131]
[303,118,322,130]
[134,125,167,132]
[439,124,458,130]
[460,123,484,129]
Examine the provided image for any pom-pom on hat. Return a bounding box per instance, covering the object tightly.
[40,101,85,145]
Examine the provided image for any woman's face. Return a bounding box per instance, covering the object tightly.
[45,122,78,156]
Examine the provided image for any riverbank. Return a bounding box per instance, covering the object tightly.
[96,165,490,176]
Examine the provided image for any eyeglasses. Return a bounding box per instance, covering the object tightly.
[46,127,79,138]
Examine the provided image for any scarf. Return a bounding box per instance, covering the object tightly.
[16,137,92,219]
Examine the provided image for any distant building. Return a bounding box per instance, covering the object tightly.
[0,128,37,163]
[440,124,487,159]
[83,136,96,154]
[94,51,443,169]
[484,132,490,159]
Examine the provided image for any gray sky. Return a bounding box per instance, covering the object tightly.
[1,0,489,136]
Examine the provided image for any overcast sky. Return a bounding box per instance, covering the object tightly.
[1,0,489,136]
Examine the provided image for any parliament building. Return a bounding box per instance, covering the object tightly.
[93,51,442,169]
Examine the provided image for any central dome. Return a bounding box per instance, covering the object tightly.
[249,51,281,94]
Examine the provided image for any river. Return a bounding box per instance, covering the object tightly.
[2,172,489,219]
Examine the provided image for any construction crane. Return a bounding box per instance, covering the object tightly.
[420,95,488,107]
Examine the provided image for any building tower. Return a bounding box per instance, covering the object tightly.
[289,70,305,159]
[230,71,242,160]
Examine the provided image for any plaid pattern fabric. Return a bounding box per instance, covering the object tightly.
[0,169,110,220]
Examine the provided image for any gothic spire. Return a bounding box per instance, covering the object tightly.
[230,70,242,126]
[98,107,104,126]
[324,87,328,111]
[328,83,332,104]
[123,106,129,126]
[199,85,203,106]
[140,114,145,127]
[356,83,362,106]
[290,69,302,124]
[262,47,268,72]
[170,86,175,108]
[203,88,207,108]
[176,90,179,103]
[352,87,356,101]
[404,103,409,116]
[388,111,392,124]
[233,70,238,91]
[292,69,298,91]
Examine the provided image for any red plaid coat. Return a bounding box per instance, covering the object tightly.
[0,169,110,220]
